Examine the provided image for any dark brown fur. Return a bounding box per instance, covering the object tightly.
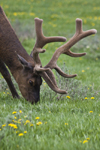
[0,6,42,103]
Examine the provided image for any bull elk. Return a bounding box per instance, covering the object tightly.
[0,6,97,103]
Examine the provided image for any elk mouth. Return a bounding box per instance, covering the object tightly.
[27,91,40,104]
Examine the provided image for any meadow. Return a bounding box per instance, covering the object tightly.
[0,0,100,149]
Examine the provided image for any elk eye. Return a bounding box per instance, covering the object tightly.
[29,80,33,86]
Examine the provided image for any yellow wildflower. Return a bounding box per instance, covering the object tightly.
[18,133,23,136]
[0,129,1,131]
[66,96,70,99]
[36,122,42,126]
[82,70,85,72]
[87,138,90,140]
[24,131,27,134]
[13,12,17,16]
[2,124,6,127]
[26,120,30,123]
[91,97,94,99]
[35,117,40,119]
[12,111,17,114]
[8,123,17,129]
[19,110,22,113]
[85,97,88,100]
[89,111,93,113]
[30,124,34,126]
[83,140,88,144]
[65,123,68,125]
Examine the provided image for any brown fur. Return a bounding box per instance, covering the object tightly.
[0,6,42,103]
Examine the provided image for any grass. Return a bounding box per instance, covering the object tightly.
[0,0,100,149]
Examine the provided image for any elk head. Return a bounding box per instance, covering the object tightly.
[16,18,97,103]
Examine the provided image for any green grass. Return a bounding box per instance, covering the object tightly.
[0,0,100,149]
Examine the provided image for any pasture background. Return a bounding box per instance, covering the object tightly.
[0,0,100,149]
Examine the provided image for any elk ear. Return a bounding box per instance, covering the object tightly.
[17,54,32,70]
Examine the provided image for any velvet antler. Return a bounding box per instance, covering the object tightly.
[31,18,97,94]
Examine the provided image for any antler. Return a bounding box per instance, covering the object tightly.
[32,18,97,94]
[44,18,97,74]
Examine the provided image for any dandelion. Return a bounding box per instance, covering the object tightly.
[0,129,1,131]
[14,117,17,119]
[2,124,6,127]
[8,123,18,129]
[89,111,93,113]
[91,97,94,99]
[87,138,90,140]
[65,123,68,125]
[12,111,17,114]
[82,70,85,72]
[83,140,88,144]
[18,133,23,136]
[24,131,27,134]
[85,97,88,100]
[13,12,17,16]
[24,120,30,125]
[35,117,40,120]
[19,110,22,113]
[36,122,42,126]
[66,96,70,99]
[30,124,34,126]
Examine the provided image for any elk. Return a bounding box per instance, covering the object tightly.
[0,6,97,103]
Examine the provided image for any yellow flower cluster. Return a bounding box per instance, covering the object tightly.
[13,12,35,17]
[8,123,18,129]
[83,138,90,144]
[84,97,95,100]
[36,122,42,126]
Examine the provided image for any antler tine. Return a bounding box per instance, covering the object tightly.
[31,18,67,71]
[44,18,97,77]
[39,71,67,94]
[34,18,66,48]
